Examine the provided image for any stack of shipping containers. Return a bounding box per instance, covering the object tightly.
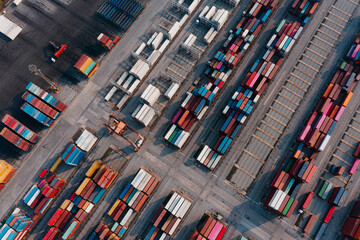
[43,162,117,240]
[0,160,16,191]
[74,54,99,78]
[142,190,192,239]
[89,168,160,240]
[193,0,320,170]
[165,0,281,150]
[189,213,227,240]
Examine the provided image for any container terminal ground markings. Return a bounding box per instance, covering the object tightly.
[1,0,360,240]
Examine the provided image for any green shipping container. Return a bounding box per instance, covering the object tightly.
[284,158,295,173]
[83,61,97,76]
[168,128,179,143]
[318,181,329,198]
[62,221,80,239]
[126,188,138,204]
[282,198,295,215]
[340,61,347,70]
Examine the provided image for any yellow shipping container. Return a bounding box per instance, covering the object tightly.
[60,199,71,210]
[75,178,91,195]
[108,199,120,216]
[82,201,90,210]
[86,161,102,178]
[79,58,93,73]
[50,157,62,173]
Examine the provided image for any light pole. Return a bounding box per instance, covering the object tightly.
[28,64,61,92]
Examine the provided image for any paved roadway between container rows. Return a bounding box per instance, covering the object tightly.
[1,0,360,239]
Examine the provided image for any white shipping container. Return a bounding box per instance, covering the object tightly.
[265,63,276,78]
[199,6,209,18]
[174,131,186,147]
[197,106,208,120]
[168,194,182,213]
[274,192,287,210]
[152,32,164,50]
[105,87,117,101]
[135,42,146,55]
[164,82,180,99]
[23,185,38,204]
[179,14,189,27]
[2,228,14,240]
[67,202,75,212]
[217,10,229,28]
[147,32,158,46]
[253,95,260,103]
[27,189,40,206]
[285,39,296,53]
[278,35,289,50]
[177,200,191,218]
[205,6,216,20]
[212,9,222,22]
[293,27,303,40]
[85,203,94,213]
[200,147,212,163]
[240,116,247,124]
[128,191,141,207]
[181,93,192,108]
[249,2,259,16]
[268,190,280,208]
[319,135,331,151]
[206,30,218,44]
[147,50,161,65]
[165,125,176,140]
[128,79,140,93]
[117,71,129,85]
[168,218,181,235]
[222,105,229,115]
[177,132,190,149]
[132,169,146,188]
[210,155,221,170]
[204,27,214,41]
[165,193,178,210]
[168,22,180,40]
[171,197,185,216]
[137,172,152,191]
[197,145,209,161]
[120,208,134,226]
[187,0,199,14]
[116,95,129,109]
[158,39,170,53]
[84,138,97,152]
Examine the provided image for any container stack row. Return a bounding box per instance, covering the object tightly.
[350,142,360,174]
[23,172,65,215]
[0,127,32,151]
[142,191,192,240]
[97,33,120,51]
[342,200,360,239]
[97,0,145,30]
[262,31,360,217]
[347,33,360,63]
[264,189,298,217]
[317,180,346,206]
[297,61,360,152]
[198,6,229,30]
[164,0,280,149]
[44,162,117,240]
[194,0,320,170]
[289,0,320,21]
[60,129,98,166]
[21,82,67,127]
[74,54,99,78]
[2,114,39,143]
[0,209,33,240]
[89,168,160,240]
[194,145,222,171]
[0,160,16,191]
[90,222,125,240]
[189,213,227,240]
[26,82,67,112]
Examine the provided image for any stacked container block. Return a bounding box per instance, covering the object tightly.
[193,0,320,169]
[142,191,192,239]
[164,0,280,148]
[74,54,99,78]
[346,34,360,64]
[289,0,320,21]
[26,82,67,112]
[2,114,39,143]
[0,127,32,151]
[89,168,160,240]
[97,33,120,51]
[44,162,117,240]
[0,160,16,190]
[0,209,33,240]
[264,31,360,218]
[342,200,360,239]
[60,129,98,166]
[89,222,125,240]
[23,172,65,215]
[97,0,145,30]
[189,213,227,240]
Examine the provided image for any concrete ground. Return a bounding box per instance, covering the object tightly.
[1,0,360,239]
